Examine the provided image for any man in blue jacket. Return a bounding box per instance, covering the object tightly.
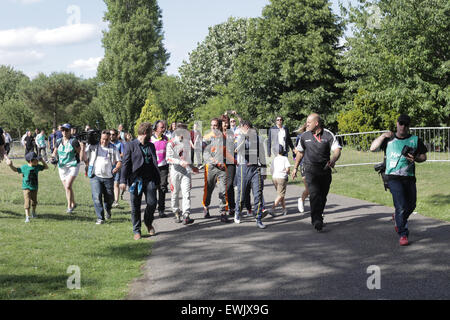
[120,122,161,240]
[267,116,295,158]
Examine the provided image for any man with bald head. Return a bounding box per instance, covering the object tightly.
[292,113,342,231]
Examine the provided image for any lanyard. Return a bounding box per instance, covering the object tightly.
[313,133,321,143]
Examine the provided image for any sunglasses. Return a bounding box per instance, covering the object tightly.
[276,119,283,121]
[398,121,409,126]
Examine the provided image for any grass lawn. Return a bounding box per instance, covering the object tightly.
[328,162,450,222]
[0,160,152,300]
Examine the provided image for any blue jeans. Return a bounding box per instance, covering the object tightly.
[235,165,264,220]
[90,176,114,221]
[129,179,157,235]
[387,178,417,237]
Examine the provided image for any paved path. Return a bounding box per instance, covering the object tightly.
[127,171,450,300]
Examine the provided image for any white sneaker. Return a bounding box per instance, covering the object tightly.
[96,219,104,225]
[25,217,30,223]
[282,209,288,216]
[234,214,241,224]
[298,198,305,213]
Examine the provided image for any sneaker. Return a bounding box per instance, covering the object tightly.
[399,236,409,246]
[105,212,111,220]
[31,212,37,218]
[96,219,104,225]
[182,216,195,225]
[313,220,323,232]
[133,233,141,240]
[298,199,305,213]
[261,209,270,219]
[66,208,73,214]
[148,226,156,236]
[234,213,241,224]
[174,210,182,223]
[159,211,168,218]
[25,217,30,223]
[112,201,119,208]
[282,209,288,216]
[256,220,266,229]
[220,214,230,223]
[203,207,211,219]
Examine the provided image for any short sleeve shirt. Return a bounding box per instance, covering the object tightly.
[296,129,342,166]
[17,164,45,190]
[271,155,291,179]
[87,144,121,179]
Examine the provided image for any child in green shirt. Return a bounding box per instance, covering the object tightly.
[6,152,48,222]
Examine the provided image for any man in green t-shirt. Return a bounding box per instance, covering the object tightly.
[6,152,48,223]
[370,114,427,246]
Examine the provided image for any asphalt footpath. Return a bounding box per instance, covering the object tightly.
[126,170,450,300]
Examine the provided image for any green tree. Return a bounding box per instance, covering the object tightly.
[1,99,34,138]
[134,92,164,136]
[98,0,169,131]
[179,17,251,108]
[152,75,190,123]
[192,86,235,126]
[0,65,29,105]
[340,0,450,126]
[337,89,398,133]
[231,0,344,130]
[22,72,88,130]
[0,66,32,136]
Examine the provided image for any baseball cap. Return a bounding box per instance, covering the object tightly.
[25,151,38,162]
[61,123,72,130]
[397,114,411,126]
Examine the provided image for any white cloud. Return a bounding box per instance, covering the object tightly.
[68,57,102,72]
[0,24,101,49]
[0,49,45,65]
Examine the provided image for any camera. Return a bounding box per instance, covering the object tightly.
[401,145,417,158]
[50,156,58,165]
[374,161,389,191]
[75,130,101,145]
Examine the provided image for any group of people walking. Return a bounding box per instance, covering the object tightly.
[0,112,427,246]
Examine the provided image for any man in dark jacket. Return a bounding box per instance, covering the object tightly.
[120,122,161,240]
[267,116,295,157]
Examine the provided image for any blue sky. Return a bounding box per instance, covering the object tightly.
[0,0,348,79]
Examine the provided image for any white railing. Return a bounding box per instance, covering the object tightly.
[291,127,450,167]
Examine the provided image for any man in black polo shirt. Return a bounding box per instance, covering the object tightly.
[292,113,342,231]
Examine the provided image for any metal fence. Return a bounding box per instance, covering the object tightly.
[334,127,450,167]
[7,141,27,159]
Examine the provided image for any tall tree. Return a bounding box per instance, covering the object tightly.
[179,17,251,108]
[231,0,344,130]
[22,72,88,130]
[340,0,450,126]
[98,0,169,131]
[0,66,32,136]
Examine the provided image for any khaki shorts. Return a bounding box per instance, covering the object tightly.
[23,189,38,209]
[272,178,288,198]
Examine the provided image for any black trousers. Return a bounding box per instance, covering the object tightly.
[157,165,169,212]
[304,166,332,225]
